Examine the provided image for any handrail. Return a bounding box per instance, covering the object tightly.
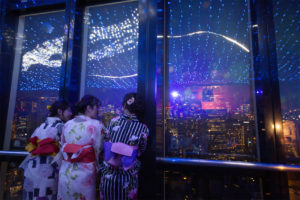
[2,151,300,172]
[0,150,29,157]
[156,157,300,172]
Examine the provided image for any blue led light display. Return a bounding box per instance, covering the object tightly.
[85,2,139,90]
[163,0,257,160]
[168,0,251,87]
[18,11,65,91]
[273,0,299,81]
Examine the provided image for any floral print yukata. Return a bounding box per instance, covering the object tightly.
[57,115,104,200]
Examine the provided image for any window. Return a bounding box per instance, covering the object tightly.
[4,11,65,150]
[160,0,257,161]
[81,1,139,121]
[273,0,300,163]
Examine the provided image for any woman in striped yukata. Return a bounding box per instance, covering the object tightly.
[20,100,72,200]
[99,93,149,200]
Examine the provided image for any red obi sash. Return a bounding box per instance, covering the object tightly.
[62,144,95,163]
[25,136,59,156]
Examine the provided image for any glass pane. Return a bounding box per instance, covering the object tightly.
[164,169,261,199]
[156,0,165,156]
[165,0,256,160]
[273,0,300,198]
[0,160,24,200]
[81,1,139,124]
[5,11,65,150]
[287,172,300,200]
[273,0,300,164]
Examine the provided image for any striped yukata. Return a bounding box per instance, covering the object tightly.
[100,114,149,200]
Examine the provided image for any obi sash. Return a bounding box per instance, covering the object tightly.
[104,142,138,171]
[62,143,95,163]
[25,136,59,156]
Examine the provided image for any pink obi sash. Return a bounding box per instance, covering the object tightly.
[104,142,138,171]
[62,144,95,163]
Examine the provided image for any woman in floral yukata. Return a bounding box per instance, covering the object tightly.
[20,100,72,200]
[100,93,149,200]
[57,95,105,200]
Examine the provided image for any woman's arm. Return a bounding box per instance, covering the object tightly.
[138,124,149,154]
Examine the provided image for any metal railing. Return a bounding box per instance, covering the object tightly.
[156,157,300,172]
[2,151,300,172]
[0,150,29,157]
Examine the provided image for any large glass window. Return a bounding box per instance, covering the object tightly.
[81,1,139,122]
[4,11,65,150]
[273,0,300,164]
[1,160,24,200]
[161,0,256,161]
[163,169,261,199]
[273,1,300,198]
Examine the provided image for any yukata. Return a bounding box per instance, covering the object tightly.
[20,117,64,200]
[100,114,149,200]
[57,115,104,200]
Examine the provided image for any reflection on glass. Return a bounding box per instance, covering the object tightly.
[81,1,139,122]
[273,0,300,198]
[156,0,165,156]
[1,161,24,200]
[7,11,65,150]
[287,172,300,200]
[164,0,256,160]
[164,170,261,199]
[273,0,300,163]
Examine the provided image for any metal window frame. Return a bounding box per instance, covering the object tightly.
[0,0,294,199]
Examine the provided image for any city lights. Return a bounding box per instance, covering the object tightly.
[165,0,256,159]
[171,91,180,98]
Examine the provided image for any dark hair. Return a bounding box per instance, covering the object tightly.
[76,95,100,114]
[122,93,145,122]
[49,100,70,117]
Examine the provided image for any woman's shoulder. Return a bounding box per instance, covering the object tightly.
[46,117,64,126]
[138,122,149,136]
[139,122,149,130]
[84,117,105,129]
[110,115,121,123]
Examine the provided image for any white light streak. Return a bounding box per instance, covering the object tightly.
[87,8,139,61]
[22,37,64,71]
[90,73,137,79]
[22,8,139,71]
[157,31,250,53]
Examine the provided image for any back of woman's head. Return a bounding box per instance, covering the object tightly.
[122,93,145,122]
[76,95,100,114]
[49,100,70,117]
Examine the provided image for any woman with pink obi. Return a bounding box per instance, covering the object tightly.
[100,93,149,200]
[57,95,105,200]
